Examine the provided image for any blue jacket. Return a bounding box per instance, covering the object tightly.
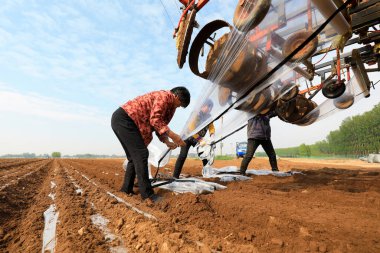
[247,114,272,140]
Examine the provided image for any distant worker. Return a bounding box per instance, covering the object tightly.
[173,99,215,179]
[111,87,190,202]
[240,111,279,175]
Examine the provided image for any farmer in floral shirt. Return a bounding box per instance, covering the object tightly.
[111,87,190,202]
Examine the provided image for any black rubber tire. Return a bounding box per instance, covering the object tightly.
[188,20,230,78]
[322,79,346,99]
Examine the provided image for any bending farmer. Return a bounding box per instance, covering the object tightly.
[173,99,215,179]
[111,87,190,201]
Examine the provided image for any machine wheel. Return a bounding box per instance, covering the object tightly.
[189,20,230,79]
[233,0,271,32]
[280,85,299,102]
[282,31,318,62]
[322,79,346,99]
[177,9,197,68]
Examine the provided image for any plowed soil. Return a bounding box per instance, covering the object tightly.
[0,157,379,253]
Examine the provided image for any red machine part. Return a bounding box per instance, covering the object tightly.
[174,0,209,38]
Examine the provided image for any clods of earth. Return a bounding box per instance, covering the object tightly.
[0,157,380,252]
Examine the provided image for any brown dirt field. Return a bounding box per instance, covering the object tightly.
[0,157,379,253]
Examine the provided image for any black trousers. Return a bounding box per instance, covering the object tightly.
[173,139,207,179]
[111,107,154,199]
[240,138,278,173]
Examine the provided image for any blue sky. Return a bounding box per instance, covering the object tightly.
[0,0,379,156]
[0,0,232,155]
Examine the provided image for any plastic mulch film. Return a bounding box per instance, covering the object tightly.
[202,166,251,181]
[210,70,365,144]
[293,73,366,126]
[202,166,304,180]
[157,177,227,194]
[122,143,171,178]
[147,144,171,168]
[208,71,302,143]
[180,0,350,143]
[123,143,171,170]
[368,154,380,163]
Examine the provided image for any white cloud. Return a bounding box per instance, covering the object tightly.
[0,86,108,125]
[0,0,196,102]
[0,0,377,156]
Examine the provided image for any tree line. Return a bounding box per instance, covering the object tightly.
[2,104,379,159]
[263,103,380,158]
[0,152,126,158]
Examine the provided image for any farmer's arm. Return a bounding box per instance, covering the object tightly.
[150,93,185,147]
[149,92,172,136]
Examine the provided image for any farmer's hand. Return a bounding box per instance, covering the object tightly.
[173,136,186,147]
[168,130,186,147]
[165,140,177,150]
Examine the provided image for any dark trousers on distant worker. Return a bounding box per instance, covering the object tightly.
[111,107,154,199]
[173,139,207,179]
[240,138,278,174]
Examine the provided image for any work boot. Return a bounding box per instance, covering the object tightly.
[144,198,154,207]
[239,170,247,176]
[149,194,163,203]
[120,189,135,196]
[144,194,162,207]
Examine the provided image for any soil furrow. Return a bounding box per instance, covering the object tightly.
[0,159,44,171]
[0,160,53,252]
[62,158,380,252]
[1,158,380,252]
[0,160,48,186]
[61,160,196,252]
[49,160,111,252]
[61,160,250,252]
[0,161,50,192]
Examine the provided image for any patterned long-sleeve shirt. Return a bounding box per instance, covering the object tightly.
[121,90,177,146]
